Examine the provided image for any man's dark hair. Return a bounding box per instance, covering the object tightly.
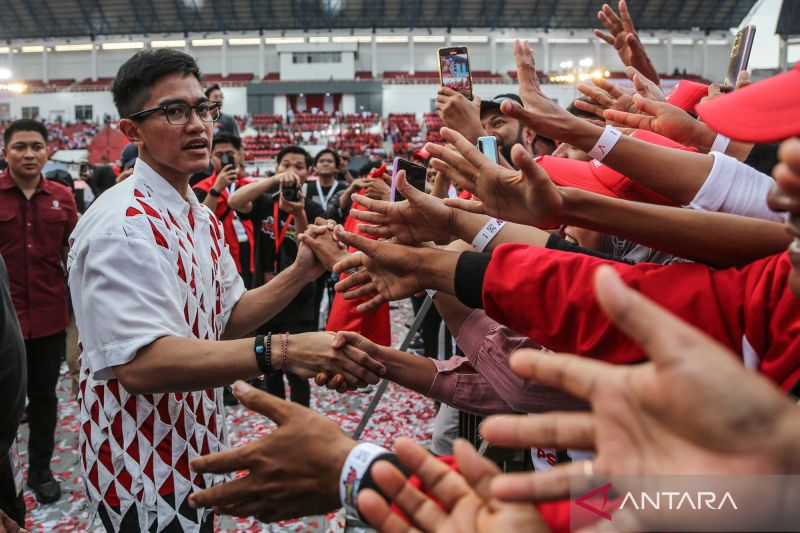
[566,97,598,120]
[111,49,202,119]
[212,132,241,152]
[314,148,340,168]
[204,84,222,98]
[3,118,47,147]
[277,145,312,169]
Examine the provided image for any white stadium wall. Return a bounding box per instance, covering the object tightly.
[0,28,735,121]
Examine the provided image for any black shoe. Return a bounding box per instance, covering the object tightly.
[223,385,239,406]
[27,469,61,504]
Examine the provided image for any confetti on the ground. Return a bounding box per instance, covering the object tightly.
[18,299,434,532]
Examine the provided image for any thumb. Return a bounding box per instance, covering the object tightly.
[500,100,540,131]
[232,380,292,425]
[511,144,550,190]
[631,93,662,116]
[452,439,501,501]
[395,171,423,202]
[335,226,378,256]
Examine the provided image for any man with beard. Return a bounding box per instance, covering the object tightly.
[480,93,555,159]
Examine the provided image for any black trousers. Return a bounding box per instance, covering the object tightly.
[0,452,25,528]
[262,322,313,407]
[25,331,65,472]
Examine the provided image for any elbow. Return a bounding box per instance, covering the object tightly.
[113,363,149,395]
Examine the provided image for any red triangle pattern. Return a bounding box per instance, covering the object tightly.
[107,379,120,404]
[136,199,162,220]
[175,448,190,481]
[176,254,186,282]
[156,395,171,424]
[88,461,100,492]
[174,406,187,441]
[143,451,154,482]
[126,437,140,464]
[148,220,169,249]
[140,410,155,444]
[125,207,142,217]
[123,396,137,421]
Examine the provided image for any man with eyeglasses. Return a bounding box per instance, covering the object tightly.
[67,49,384,533]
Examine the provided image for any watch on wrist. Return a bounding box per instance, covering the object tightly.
[208,188,221,198]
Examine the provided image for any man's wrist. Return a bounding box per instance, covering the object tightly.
[416,247,459,295]
[339,442,389,517]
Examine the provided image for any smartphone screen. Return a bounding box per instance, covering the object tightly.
[724,25,756,88]
[477,136,499,164]
[391,157,428,202]
[438,47,473,100]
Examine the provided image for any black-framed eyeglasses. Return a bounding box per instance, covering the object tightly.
[127,101,222,125]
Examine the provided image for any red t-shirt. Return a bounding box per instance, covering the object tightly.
[193,174,255,273]
[0,170,77,339]
[482,244,800,391]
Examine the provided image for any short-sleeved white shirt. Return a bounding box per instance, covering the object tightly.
[67,159,246,532]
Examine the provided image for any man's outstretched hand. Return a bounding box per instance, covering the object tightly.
[351,171,457,245]
[595,1,661,86]
[332,228,459,313]
[425,127,564,229]
[358,437,551,533]
[188,380,357,522]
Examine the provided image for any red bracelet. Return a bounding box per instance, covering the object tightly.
[281,332,288,371]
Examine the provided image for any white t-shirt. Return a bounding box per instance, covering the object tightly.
[687,152,784,223]
[67,159,245,531]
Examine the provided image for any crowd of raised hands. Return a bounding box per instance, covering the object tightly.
[178,1,800,531]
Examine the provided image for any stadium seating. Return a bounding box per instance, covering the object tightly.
[73,77,115,91]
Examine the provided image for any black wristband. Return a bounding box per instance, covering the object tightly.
[254,333,277,375]
[208,188,221,197]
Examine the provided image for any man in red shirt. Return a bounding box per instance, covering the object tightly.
[0,119,78,504]
[192,132,255,288]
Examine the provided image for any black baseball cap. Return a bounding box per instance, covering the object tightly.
[120,144,138,169]
[480,93,523,115]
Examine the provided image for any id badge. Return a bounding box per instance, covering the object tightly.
[10,438,22,495]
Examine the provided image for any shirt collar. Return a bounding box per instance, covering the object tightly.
[0,169,50,194]
[132,158,197,217]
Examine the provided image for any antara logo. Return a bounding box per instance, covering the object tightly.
[576,484,738,522]
[620,491,738,511]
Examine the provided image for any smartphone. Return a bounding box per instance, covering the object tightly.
[477,136,499,164]
[219,153,235,169]
[438,47,474,100]
[390,157,428,202]
[724,25,756,88]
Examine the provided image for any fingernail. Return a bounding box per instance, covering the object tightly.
[233,380,251,396]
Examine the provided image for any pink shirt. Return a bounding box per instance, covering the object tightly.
[427,309,587,415]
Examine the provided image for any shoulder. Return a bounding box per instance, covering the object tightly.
[70,176,160,250]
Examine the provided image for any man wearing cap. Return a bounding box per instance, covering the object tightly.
[115,144,137,183]
[435,87,554,162]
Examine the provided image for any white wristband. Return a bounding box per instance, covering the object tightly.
[471,218,506,252]
[588,125,623,161]
[710,133,731,154]
[339,442,390,517]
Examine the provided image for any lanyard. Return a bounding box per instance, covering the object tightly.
[272,202,294,272]
[314,180,338,208]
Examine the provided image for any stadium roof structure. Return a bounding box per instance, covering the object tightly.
[777,0,800,37]
[0,0,758,41]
